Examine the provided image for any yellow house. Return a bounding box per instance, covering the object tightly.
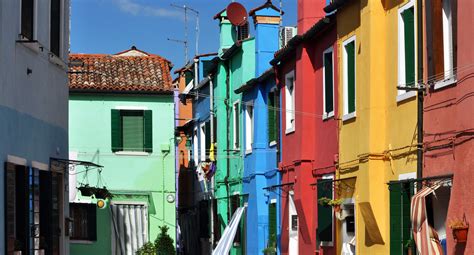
[328,0,419,254]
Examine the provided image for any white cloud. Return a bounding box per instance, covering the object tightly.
[114,0,182,19]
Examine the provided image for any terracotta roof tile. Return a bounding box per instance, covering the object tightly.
[68,50,173,93]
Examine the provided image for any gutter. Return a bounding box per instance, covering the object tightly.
[234,68,275,94]
[69,89,174,95]
[324,0,353,13]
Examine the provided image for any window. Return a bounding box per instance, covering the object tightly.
[205,122,211,160]
[398,2,416,95]
[245,103,254,153]
[5,162,61,254]
[70,203,97,241]
[200,123,206,161]
[50,0,62,56]
[426,0,457,88]
[285,71,295,133]
[268,201,277,246]
[21,0,35,40]
[317,176,334,246]
[343,37,356,119]
[233,101,240,149]
[268,90,278,144]
[323,47,335,118]
[111,109,153,153]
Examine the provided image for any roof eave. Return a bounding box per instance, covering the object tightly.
[69,89,174,95]
[324,0,352,13]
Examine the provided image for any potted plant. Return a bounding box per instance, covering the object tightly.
[78,184,96,197]
[154,226,175,255]
[94,186,113,199]
[449,218,469,243]
[404,239,415,255]
[318,197,344,212]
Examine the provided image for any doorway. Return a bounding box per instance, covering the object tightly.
[289,192,298,255]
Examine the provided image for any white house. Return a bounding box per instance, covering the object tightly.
[0,0,70,254]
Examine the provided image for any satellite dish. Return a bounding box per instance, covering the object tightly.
[226,2,248,26]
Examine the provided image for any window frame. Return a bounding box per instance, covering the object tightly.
[49,0,65,59]
[268,87,278,146]
[111,107,152,155]
[69,203,97,243]
[233,100,240,150]
[318,174,335,247]
[245,102,254,154]
[322,47,335,120]
[285,71,295,134]
[19,0,37,41]
[433,0,457,90]
[397,0,417,102]
[342,36,357,121]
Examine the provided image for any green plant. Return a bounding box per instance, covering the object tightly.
[318,197,344,206]
[262,234,277,255]
[404,239,415,249]
[136,242,156,255]
[154,226,175,255]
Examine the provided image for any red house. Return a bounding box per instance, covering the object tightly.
[271,0,338,253]
[422,0,474,253]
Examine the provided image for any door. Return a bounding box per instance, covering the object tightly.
[289,193,298,255]
[111,204,148,255]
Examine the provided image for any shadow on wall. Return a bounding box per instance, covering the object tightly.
[381,0,405,11]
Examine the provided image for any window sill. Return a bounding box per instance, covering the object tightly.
[70,240,96,244]
[320,241,334,247]
[49,53,68,70]
[114,151,150,156]
[269,141,277,147]
[342,112,356,122]
[434,78,457,90]
[16,38,43,54]
[285,128,295,135]
[323,111,335,121]
[396,91,416,103]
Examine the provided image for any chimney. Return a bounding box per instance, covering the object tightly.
[297,0,326,34]
[251,0,282,76]
[214,10,236,53]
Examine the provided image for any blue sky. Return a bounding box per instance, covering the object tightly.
[71,0,297,73]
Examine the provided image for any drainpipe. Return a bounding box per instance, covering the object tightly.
[224,61,231,219]
[417,0,424,181]
[194,58,199,99]
[210,77,215,247]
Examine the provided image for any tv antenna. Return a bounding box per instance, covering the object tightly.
[169,4,199,64]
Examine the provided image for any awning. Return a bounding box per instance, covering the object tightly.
[212,206,246,255]
[411,183,444,255]
[181,79,194,95]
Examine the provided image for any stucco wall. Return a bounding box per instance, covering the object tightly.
[0,0,70,254]
[69,94,176,254]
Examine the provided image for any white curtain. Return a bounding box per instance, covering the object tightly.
[111,204,148,255]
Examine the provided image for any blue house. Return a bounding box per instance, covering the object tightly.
[234,2,282,254]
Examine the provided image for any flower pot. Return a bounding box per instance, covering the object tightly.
[78,186,95,197]
[334,204,341,213]
[453,227,468,243]
[94,188,112,199]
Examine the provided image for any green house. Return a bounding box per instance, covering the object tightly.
[68,47,176,255]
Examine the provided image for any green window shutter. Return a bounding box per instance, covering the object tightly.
[403,8,415,86]
[346,42,356,114]
[268,203,277,245]
[144,110,153,153]
[324,52,334,114]
[389,182,414,255]
[205,122,211,158]
[111,109,122,152]
[268,92,276,143]
[317,180,333,243]
[122,112,144,151]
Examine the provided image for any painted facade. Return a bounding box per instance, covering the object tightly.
[212,8,255,255]
[422,0,474,253]
[234,3,282,254]
[331,0,418,254]
[0,0,70,254]
[68,48,176,255]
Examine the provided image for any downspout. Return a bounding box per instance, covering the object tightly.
[194,58,199,99]
[225,61,232,219]
[417,0,424,181]
[210,77,215,247]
